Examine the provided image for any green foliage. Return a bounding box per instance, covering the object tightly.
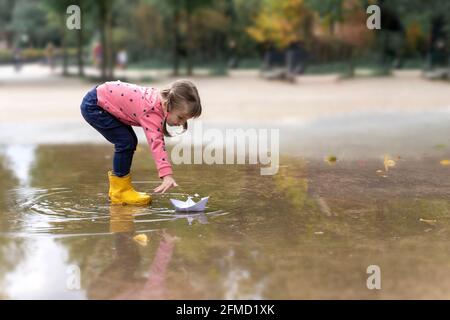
[247,0,315,49]
[0,0,447,72]
[306,0,344,34]
[10,0,59,47]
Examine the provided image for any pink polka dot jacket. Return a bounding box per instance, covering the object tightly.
[96,80,172,178]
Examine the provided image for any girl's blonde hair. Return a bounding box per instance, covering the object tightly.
[160,79,202,137]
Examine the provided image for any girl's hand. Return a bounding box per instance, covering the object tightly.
[154,175,178,193]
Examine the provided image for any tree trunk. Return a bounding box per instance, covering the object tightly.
[61,21,68,76]
[100,9,107,80]
[186,11,193,76]
[172,7,180,76]
[106,7,114,79]
[347,47,355,77]
[100,18,106,80]
[77,26,84,77]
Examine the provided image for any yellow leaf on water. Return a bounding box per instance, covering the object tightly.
[440,159,450,166]
[133,234,148,246]
[384,155,396,171]
[419,218,437,226]
[325,155,337,164]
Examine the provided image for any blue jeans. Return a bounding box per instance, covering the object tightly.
[80,86,137,177]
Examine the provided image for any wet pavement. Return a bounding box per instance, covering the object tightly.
[2,107,450,299]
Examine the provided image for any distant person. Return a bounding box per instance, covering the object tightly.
[80,79,202,205]
[116,49,128,70]
[286,41,307,75]
[261,44,297,83]
[92,42,102,69]
[227,39,239,69]
[12,47,22,72]
[45,42,56,72]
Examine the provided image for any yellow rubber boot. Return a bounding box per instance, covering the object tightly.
[108,171,151,205]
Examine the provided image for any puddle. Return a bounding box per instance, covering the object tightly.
[1,110,450,299]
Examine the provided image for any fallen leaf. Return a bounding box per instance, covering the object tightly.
[440,159,450,166]
[325,155,337,164]
[384,155,396,171]
[419,218,437,226]
[133,234,148,246]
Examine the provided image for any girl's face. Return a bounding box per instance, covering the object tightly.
[166,107,192,127]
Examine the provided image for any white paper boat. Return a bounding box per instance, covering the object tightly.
[170,196,209,212]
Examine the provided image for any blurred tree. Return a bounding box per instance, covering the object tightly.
[11,0,59,48]
[405,22,426,56]
[96,0,116,80]
[220,0,264,67]
[307,0,344,35]
[42,0,70,75]
[385,0,450,69]
[246,0,315,50]
[127,1,167,62]
[365,0,405,71]
[0,0,15,47]
[72,0,90,77]
[334,0,374,76]
[43,0,90,77]
[183,0,215,75]
[190,3,230,63]
[146,0,183,75]
[147,0,215,75]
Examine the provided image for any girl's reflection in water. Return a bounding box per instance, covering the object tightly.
[87,205,178,300]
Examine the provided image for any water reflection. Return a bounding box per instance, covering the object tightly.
[87,205,177,299]
[4,237,85,299]
[3,145,36,186]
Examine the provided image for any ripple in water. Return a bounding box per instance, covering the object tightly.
[1,186,231,238]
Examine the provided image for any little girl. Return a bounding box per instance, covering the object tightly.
[80,79,202,205]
